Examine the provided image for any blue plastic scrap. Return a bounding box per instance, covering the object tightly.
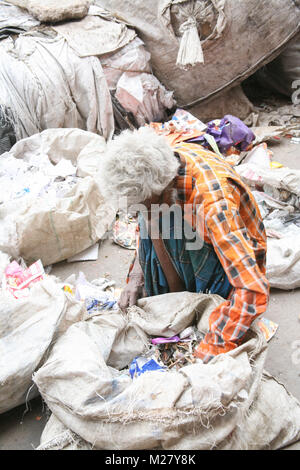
[129,355,165,378]
[85,297,117,313]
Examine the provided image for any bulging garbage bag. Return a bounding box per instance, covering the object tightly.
[0,128,116,266]
[0,256,86,414]
[6,0,91,23]
[236,162,300,289]
[0,33,114,141]
[98,0,300,116]
[34,292,300,450]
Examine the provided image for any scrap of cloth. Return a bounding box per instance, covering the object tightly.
[188,114,256,156]
[137,142,269,363]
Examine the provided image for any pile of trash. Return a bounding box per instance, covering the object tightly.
[1,244,295,450]
[65,270,119,313]
[251,102,300,128]
[0,128,116,266]
[236,147,300,290]
[33,291,300,450]
[0,248,123,416]
[0,1,175,152]
[1,0,300,149]
[0,1,40,39]
[0,107,299,449]
[129,327,204,377]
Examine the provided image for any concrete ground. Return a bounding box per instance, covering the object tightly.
[0,137,300,450]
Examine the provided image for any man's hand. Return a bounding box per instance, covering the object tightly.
[118,275,144,312]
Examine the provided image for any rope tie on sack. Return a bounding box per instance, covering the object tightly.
[176,15,204,69]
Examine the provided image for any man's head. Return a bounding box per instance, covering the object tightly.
[98,127,180,208]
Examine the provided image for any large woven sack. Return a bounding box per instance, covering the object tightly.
[98,0,300,111]
[39,414,93,450]
[0,128,116,266]
[0,274,86,414]
[236,162,300,289]
[6,0,91,23]
[0,33,114,141]
[34,292,300,450]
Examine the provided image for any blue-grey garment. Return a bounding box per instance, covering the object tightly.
[138,213,232,299]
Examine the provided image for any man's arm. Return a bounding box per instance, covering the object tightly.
[118,254,144,311]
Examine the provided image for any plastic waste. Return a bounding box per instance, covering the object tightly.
[3,259,45,299]
[74,271,118,313]
[129,355,165,378]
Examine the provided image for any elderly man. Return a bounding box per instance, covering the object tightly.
[99,127,269,363]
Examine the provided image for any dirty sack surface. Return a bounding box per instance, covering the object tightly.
[32,290,300,450]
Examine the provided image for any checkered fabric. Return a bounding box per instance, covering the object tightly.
[173,143,269,362]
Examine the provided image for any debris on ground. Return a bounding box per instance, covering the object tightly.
[156,340,198,370]
[112,213,138,250]
[71,271,119,313]
[257,318,279,343]
[235,148,300,289]
[3,259,45,299]
[129,353,165,378]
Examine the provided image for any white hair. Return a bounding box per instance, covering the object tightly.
[98,127,180,206]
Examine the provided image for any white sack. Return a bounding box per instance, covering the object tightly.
[76,137,107,178]
[98,0,300,109]
[6,0,91,23]
[34,292,300,450]
[267,234,300,290]
[236,161,300,289]
[236,163,300,197]
[0,274,86,414]
[0,8,175,137]
[0,2,40,32]
[0,34,114,141]
[0,128,116,266]
[53,9,136,57]
[39,414,93,450]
